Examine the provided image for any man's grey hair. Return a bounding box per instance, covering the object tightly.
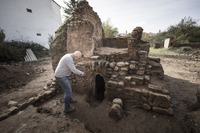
[73,51,82,58]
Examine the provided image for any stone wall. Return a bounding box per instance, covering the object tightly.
[102,38,128,48]
[70,53,172,115]
[68,27,172,115]
[50,1,172,115]
[67,0,103,57]
[50,0,103,70]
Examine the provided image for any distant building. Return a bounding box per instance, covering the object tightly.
[0,0,62,48]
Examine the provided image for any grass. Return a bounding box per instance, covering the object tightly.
[149,47,181,56]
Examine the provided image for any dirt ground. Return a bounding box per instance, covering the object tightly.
[0,52,200,133]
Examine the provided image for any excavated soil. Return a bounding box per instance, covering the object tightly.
[0,53,200,133]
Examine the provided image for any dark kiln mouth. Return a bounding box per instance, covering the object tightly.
[95,74,105,101]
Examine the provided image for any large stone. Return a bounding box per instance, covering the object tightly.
[44,90,53,96]
[108,104,123,121]
[136,69,145,75]
[113,98,123,107]
[118,81,124,87]
[8,101,18,107]
[28,97,36,104]
[18,102,29,110]
[114,66,119,71]
[117,62,126,67]
[90,56,100,60]
[152,107,174,115]
[108,80,118,87]
[9,106,19,114]
[138,50,147,55]
[125,76,132,81]
[132,75,144,80]
[119,71,127,76]
[148,84,169,95]
[109,62,116,69]
[148,92,171,109]
[121,67,128,71]
[129,64,137,70]
[143,103,151,110]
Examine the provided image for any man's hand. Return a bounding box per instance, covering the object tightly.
[81,72,85,77]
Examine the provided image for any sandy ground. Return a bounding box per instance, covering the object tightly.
[0,54,200,133]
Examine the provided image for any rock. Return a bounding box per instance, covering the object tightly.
[125,62,129,65]
[129,64,137,70]
[28,97,36,104]
[114,66,119,71]
[119,71,126,76]
[108,80,118,87]
[108,104,123,121]
[111,75,117,78]
[109,62,116,69]
[118,81,124,87]
[181,46,192,52]
[138,50,147,55]
[121,67,128,71]
[152,107,174,115]
[26,72,30,76]
[8,101,18,107]
[117,62,126,67]
[125,76,132,81]
[144,75,150,81]
[43,86,48,90]
[148,84,169,95]
[18,102,29,110]
[73,119,80,123]
[44,90,53,96]
[47,81,52,86]
[148,92,171,109]
[90,56,100,60]
[143,103,151,110]
[9,106,19,114]
[113,98,123,107]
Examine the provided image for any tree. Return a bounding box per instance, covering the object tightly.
[0,28,5,43]
[167,17,200,43]
[63,0,78,19]
[149,17,200,45]
[102,19,118,38]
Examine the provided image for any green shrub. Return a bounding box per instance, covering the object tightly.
[0,41,49,63]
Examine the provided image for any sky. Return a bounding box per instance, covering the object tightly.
[55,0,200,33]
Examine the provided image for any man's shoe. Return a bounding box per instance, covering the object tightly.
[70,98,77,103]
[64,106,76,114]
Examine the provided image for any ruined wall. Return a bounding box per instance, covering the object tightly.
[49,0,172,115]
[50,21,68,71]
[69,27,172,115]
[50,0,103,70]
[67,0,103,57]
[102,38,128,48]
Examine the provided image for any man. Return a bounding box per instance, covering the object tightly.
[55,51,85,113]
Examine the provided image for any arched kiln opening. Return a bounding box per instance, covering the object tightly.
[95,74,105,101]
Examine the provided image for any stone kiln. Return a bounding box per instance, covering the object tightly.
[50,0,173,115]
